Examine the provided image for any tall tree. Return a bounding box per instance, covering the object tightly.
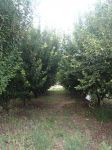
[22,29,60,97]
[0,0,32,108]
[60,0,112,106]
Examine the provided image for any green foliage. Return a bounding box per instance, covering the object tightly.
[0,0,32,108]
[59,0,112,105]
[22,29,60,97]
[7,70,30,103]
[75,1,112,105]
[0,0,21,94]
[0,0,60,108]
[1,0,112,110]
[59,36,82,94]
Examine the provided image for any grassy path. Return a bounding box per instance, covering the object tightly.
[0,86,112,150]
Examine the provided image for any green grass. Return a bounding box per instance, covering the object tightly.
[99,142,112,150]
[91,107,112,122]
[0,87,112,149]
[0,114,88,150]
[32,129,53,150]
[64,132,89,150]
[85,105,112,122]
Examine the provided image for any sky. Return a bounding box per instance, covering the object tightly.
[33,0,97,32]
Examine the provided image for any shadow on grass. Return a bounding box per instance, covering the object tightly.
[86,104,112,122]
[88,106,112,122]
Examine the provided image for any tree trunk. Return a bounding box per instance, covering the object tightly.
[23,99,26,107]
[33,91,38,98]
[97,97,101,107]
[96,93,101,107]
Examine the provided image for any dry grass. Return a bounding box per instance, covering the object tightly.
[0,86,112,150]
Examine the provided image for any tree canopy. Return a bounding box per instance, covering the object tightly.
[0,0,112,109]
[59,0,112,106]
